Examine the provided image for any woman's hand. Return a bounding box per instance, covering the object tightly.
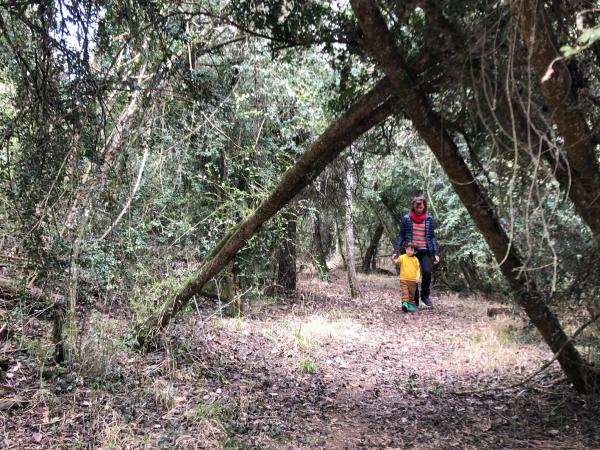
[434,255,440,264]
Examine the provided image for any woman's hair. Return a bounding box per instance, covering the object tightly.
[411,195,427,212]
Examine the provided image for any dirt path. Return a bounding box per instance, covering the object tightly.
[2,270,600,449]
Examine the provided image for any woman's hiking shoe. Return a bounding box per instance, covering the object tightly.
[421,297,433,308]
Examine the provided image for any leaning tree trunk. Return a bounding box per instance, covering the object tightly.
[511,0,600,244]
[511,0,600,336]
[420,0,600,244]
[351,0,600,393]
[362,223,383,273]
[312,210,330,281]
[134,77,398,347]
[344,154,361,298]
[421,0,600,327]
[276,208,297,290]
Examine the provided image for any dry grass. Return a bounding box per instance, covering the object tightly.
[97,412,137,449]
[175,419,226,449]
[145,379,176,410]
[287,315,366,350]
[441,293,546,376]
[253,313,368,370]
[76,313,124,379]
[4,269,598,449]
[213,316,249,333]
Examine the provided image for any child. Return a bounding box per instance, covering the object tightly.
[391,242,421,313]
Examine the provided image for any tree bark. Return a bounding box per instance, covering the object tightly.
[134,78,398,347]
[52,299,66,364]
[373,205,397,249]
[362,223,383,273]
[334,218,347,270]
[276,209,297,290]
[312,211,330,281]
[351,0,599,393]
[379,191,402,224]
[345,154,361,298]
[418,1,600,246]
[512,0,600,243]
[420,1,600,309]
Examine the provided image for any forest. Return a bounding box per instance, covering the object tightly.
[1,0,600,448]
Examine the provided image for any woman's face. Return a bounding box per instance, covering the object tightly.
[413,202,425,214]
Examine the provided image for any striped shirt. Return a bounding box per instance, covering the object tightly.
[412,222,427,250]
[396,214,439,256]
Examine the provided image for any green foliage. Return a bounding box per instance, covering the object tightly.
[312,257,330,282]
[353,121,504,293]
[193,399,223,421]
[227,0,343,51]
[560,24,600,57]
[300,358,317,374]
[2,0,599,377]
[220,436,247,450]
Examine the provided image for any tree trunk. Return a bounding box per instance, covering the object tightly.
[362,223,383,273]
[512,0,600,244]
[422,0,600,340]
[351,0,600,394]
[371,252,378,271]
[345,154,361,298]
[419,1,600,245]
[312,211,330,281]
[134,78,398,347]
[334,218,347,270]
[373,205,397,248]
[276,209,297,290]
[223,265,242,317]
[379,192,402,224]
[52,299,66,364]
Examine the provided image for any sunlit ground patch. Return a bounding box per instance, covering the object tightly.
[212,316,249,333]
[256,314,368,358]
[448,316,546,376]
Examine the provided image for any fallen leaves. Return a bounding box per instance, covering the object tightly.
[0,395,27,411]
[2,271,599,448]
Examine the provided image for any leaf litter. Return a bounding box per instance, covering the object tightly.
[1,269,599,449]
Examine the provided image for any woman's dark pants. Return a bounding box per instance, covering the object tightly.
[414,251,433,304]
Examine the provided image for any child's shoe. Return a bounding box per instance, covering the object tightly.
[402,302,409,313]
[407,303,416,313]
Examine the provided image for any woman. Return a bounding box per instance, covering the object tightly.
[393,196,440,307]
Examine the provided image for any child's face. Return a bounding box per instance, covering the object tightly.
[405,246,415,256]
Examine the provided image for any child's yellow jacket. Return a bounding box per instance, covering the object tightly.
[395,254,421,282]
